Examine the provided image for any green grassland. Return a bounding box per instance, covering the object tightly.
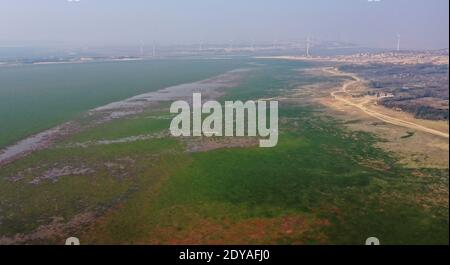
[0,59,447,244]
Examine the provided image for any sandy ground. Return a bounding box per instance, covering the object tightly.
[315,68,449,168]
[323,67,449,139]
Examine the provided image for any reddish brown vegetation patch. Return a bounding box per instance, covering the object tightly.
[143,215,331,245]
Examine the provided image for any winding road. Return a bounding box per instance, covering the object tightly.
[324,68,449,139]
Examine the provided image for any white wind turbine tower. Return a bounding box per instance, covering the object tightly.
[396,34,401,52]
[306,36,311,57]
[140,42,145,58]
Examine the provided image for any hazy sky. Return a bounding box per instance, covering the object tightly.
[0,0,448,49]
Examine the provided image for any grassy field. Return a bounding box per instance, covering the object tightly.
[0,59,448,244]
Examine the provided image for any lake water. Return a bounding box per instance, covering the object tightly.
[0,59,246,148]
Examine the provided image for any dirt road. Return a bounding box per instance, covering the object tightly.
[324,68,449,139]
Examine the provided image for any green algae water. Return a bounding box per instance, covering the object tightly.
[0,59,245,148]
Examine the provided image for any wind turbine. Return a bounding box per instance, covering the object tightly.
[140,42,145,58]
[396,34,401,52]
[306,36,311,57]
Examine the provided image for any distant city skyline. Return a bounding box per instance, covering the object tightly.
[0,0,448,50]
